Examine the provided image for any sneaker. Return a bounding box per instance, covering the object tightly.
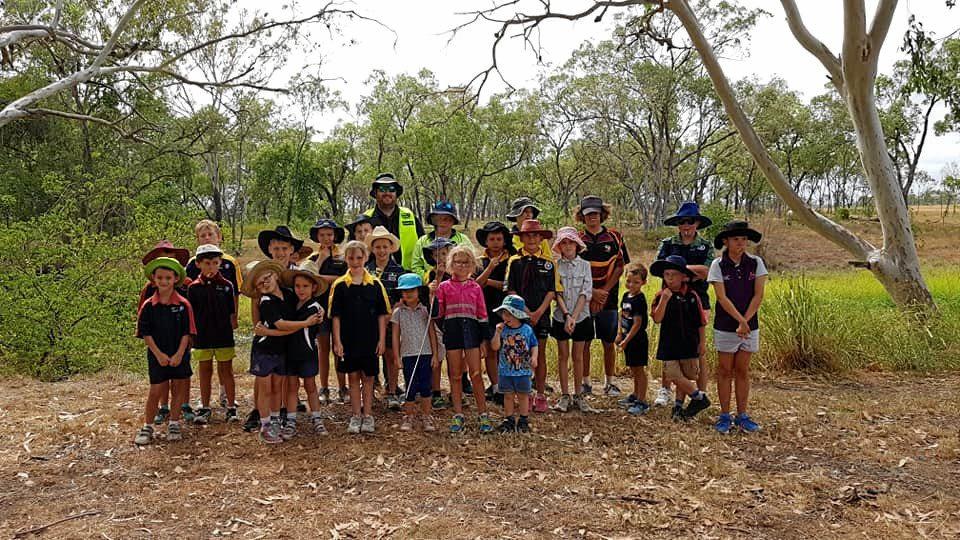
[533,394,549,413]
[735,413,760,433]
[581,382,593,395]
[682,395,711,420]
[432,394,448,410]
[387,394,402,411]
[422,415,436,432]
[654,387,672,407]
[554,394,573,413]
[544,383,555,394]
[225,408,238,423]
[279,421,297,441]
[279,407,288,424]
[449,414,465,433]
[218,386,228,409]
[153,406,170,425]
[499,416,516,433]
[479,413,494,433]
[312,416,328,435]
[166,422,182,442]
[462,373,473,395]
[243,409,260,432]
[627,401,650,416]
[259,422,282,444]
[134,425,154,445]
[715,413,734,434]
[575,395,598,413]
[400,415,414,431]
[603,383,622,397]
[347,415,362,434]
[516,416,531,433]
[318,387,330,405]
[180,404,195,423]
[296,401,307,414]
[361,415,375,433]
[338,387,350,405]
[671,403,684,422]
[484,384,495,400]
[617,394,638,408]
[194,407,212,425]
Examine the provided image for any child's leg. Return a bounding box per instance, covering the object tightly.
[517,392,530,416]
[697,352,709,396]
[733,350,752,414]
[556,339,570,395]
[432,361,442,395]
[348,372,362,416]
[303,377,320,412]
[318,335,331,390]
[269,374,284,414]
[198,360,213,408]
[385,347,398,394]
[170,379,189,421]
[285,376,299,416]
[419,396,432,417]
[482,341,498,388]
[217,360,236,406]
[465,348,486,413]
[535,342,548,395]
[716,352,735,414]
[447,349,464,414]
[572,341,587,394]
[503,391,515,417]
[361,375,374,416]
[633,366,648,403]
[255,376,272,418]
[145,382,169,425]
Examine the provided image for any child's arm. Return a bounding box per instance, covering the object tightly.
[376,314,387,355]
[529,345,539,369]
[428,319,441,367]
[391,320,402,368]
[169,334,191,367]
[698,325,706,356]
[619,315,643,350]
[490,323,504,351]
[712,281,753,336]
[143,336,170,366]
[476,254,504,289]
[650,290,670,324]
[253,323,286,337]
[741,275,767,326]
[275,313,322,332]
[531,292,554,325]
[332,317,344,357]
[251,298,260,325]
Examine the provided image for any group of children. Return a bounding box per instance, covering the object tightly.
[134,197,767,445]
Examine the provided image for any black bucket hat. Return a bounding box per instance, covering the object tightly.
[423,237,455,267]
[575,195,612,222]
[505,197,541,221]
[258,225,304,257]
[309,218,345,244]
[650,255,696,279]
[427,200,460,226]
[714,220,762,249]
[475,221,515,251]
[664,201,713,229]
[345,213,374,239]
[370,172,403,198]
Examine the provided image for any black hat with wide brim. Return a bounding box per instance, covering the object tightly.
[505,197,541,220]
[650,255,696,279]
[663,201,713,229]
[370,172,404,198]
[309,218,346,244]
[423,237,455,267]
[713,220,762,249]
[427,200,461,226]
[475,221,515,251]
[345,214,374,239]
[258,225,304,257]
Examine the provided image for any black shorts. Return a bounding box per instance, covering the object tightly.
[443,318,482,350]
[284,354,319,378]
[148,353,193,385]
[624,340,649,367]
[591,309,618,343]
[532,316,551,339]
[249,350,284,377]
[550,318,595,342]
[480,321,495,342]
[337,355,379,377]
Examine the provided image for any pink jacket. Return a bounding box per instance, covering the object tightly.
[436,279,488,322]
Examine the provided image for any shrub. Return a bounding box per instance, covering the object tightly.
[762,274,842,372]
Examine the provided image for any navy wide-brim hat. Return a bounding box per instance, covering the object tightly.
[714,220,762,249]
[423,237,455,267]
[258,225,304,257]
[650,254,696,279]
[370,172,404,198]
[663,201,712,229]
[475,221,515,252]
[505,197,541,220]
[309,218,345,244]
[345,214,374,238]
[427,200,460,226]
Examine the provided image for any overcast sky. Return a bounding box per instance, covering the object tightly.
[292,0,959,180]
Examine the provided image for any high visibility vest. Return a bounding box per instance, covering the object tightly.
[365,206,418,268]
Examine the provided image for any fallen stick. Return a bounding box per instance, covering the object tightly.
[13,510,101,538]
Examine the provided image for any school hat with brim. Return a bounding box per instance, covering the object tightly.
[552,226,586,253]
[423,237,455,267]
[282,260,329,295]
[493,294,530,320]
[296,244,315,260]
[650,255,696,279]
[258,225,304,257]
[241,260,285,297]
[713,220,762,249]
[369,172,404,198]
[505,197,541,220]
[475,221,514,249]
[346,214,375,237]
[427,200,461,226]
[309,219,345,244]
[365,226,400,253]
[517,219,554,240]
[194,244,223,259]
[144,257,186,285]
[142,240,189,266]
[663,201,713,229]
[395,272,425,291]
[575,195,612,222]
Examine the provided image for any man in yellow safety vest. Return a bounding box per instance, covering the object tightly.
[364,173,425,269]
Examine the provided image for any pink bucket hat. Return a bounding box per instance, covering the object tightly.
[552,226,587,253]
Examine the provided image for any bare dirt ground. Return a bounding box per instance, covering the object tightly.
[2,371,958,539]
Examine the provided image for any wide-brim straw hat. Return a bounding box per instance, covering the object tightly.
[241,259,285,297]
[365,226,400,253]
[282,259,329,295]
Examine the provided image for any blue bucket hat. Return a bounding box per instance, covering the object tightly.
[309,218,345,244]
[663,201,712,229]
[423,236,455,267]
[395,273,424,291]
[427,200,460,226]
[493,294,530,320]
[650,254,696,279]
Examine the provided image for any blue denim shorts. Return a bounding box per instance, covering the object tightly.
[498,374,532,395]
[402,355,433,402]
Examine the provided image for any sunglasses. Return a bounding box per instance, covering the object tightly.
[677,218,698,226]
[376,185,398,193]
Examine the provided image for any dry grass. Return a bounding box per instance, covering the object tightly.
[2,371,958,539]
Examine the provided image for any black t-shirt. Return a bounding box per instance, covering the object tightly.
[367,258,406,306]
[505,251,558,317]
[652,287,705,361]
[137,293,196,361]
[312,253,347,311]
[185,254,241,297]
[329,273,390,360]
[187,275,236,349]
[252,289,294,355]
[620,291,648,352]
[286,296,324,363]
[476,254,510,324]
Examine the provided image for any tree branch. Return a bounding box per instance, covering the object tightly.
[780,0,844,91]
[868,0,898,62]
